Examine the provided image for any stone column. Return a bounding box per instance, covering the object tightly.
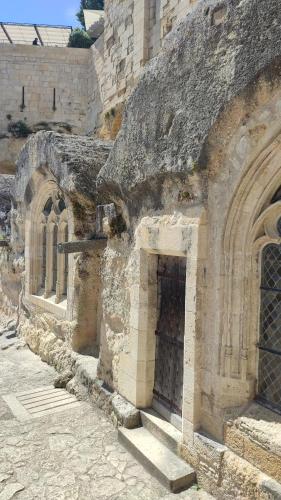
[44,225,54,298]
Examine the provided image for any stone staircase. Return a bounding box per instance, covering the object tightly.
[118,408,195,492]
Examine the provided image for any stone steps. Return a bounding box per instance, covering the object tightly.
[118,411,195,492]
[140,408,181,454]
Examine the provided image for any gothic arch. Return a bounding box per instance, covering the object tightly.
[25,175,74,319]
[220,134,281,399]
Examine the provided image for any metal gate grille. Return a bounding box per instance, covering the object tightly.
[258,244,281,412]
[153,255,186,416]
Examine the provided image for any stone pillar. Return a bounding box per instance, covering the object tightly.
[44,225,54,298]
[119,249,158,407]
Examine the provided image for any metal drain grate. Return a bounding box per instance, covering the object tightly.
[2,386,80,421]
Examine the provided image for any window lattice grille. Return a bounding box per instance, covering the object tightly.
[258,244,281,412]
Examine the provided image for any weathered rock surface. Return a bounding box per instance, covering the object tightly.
[0,137,25,175]
[0,483,25,500]
[15,132,112,206]
[0,175,14,233]
[112,394,140,429]
[98,0,281,209]
[54,370,73,388]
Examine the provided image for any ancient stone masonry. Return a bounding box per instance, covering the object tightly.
[2,0,281,497]
[0,45,90,136]
[0,0,198,164]
[0,45,92,174]
[96,0,200,130]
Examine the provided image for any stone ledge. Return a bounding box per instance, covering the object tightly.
[66,354,140,429]
[91,379,140,429]
[260,478,281,499]
[111,393,140,429]
[224,402,281,483]
[180,431,227,492]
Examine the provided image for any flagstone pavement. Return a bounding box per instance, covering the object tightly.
[0,317,213,500]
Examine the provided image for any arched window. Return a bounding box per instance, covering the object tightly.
[258,238,281,412]
[33,193,69,305]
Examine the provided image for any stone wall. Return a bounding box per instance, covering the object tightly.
[99,0,198,115]
[0,176,20,321]
[0,137,25,174]
[0,45,91,136]
[87,36,105,135]
[0,3,199,142]
[149,0,197,58]
[2,0,281,497]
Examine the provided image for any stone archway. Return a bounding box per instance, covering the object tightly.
[220,134,281,405]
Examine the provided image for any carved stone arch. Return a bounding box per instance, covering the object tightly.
[25,174,74,318]
[220,134,281,398]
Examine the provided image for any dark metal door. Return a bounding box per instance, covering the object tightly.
[257,244,281,413]
[153,255,186,416]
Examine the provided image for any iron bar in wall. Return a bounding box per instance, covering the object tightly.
[20,87,25,111]
[53,88,56,111]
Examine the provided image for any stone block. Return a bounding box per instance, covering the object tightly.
[111,393,140,428]
[54,370,73,388]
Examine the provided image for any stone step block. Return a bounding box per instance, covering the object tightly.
[118,426,195,492]
[140,408,182,454]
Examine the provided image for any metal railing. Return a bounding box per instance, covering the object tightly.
[0,21,72,48]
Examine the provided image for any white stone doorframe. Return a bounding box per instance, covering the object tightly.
[119,214,206,442]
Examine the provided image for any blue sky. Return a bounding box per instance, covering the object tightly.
[0,0,81,27]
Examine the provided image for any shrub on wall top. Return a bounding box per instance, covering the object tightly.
[68,29,94,49]
[8,121,32,138]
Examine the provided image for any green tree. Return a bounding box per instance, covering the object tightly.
[68,28,94,48]
[76,0,104,29]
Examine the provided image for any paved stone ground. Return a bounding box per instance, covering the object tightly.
[0,317,212,500]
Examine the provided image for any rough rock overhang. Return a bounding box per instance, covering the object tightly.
[97,0,281,209]
[0,175,14,212]
[14,131,113,206]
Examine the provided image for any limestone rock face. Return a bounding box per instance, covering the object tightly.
[0,175,14,208]
[0,175,14,235]
[0,137,25,174]
[15,131,113,206]
[98,0,281,209]
[54,370,73,388]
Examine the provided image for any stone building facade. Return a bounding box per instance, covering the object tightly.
[1,0,281,497]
